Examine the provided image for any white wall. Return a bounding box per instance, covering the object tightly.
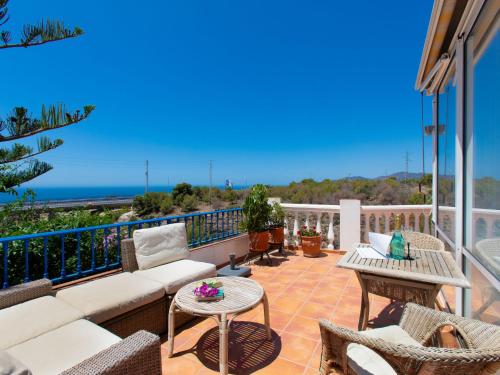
[189,234,249,266]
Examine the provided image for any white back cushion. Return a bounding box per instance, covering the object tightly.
[133,223,190,270]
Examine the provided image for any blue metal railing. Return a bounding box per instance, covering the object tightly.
[0,208,242,289]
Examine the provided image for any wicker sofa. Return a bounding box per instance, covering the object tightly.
[53,223,217,338]
[319,302,500,375]
[0,279,161,375]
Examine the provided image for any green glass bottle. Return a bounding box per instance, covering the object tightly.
[390,216,406,260]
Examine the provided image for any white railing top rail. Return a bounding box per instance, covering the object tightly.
[280,203,340,213]
[361,204,432,212]
[281,203,432,213]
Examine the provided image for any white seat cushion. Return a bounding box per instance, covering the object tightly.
[0,296,83,350]
[133,222,190,270]
[56,272,165,324]
[134,259,217,294]
[347,325,422,375]
[7,320,120,375]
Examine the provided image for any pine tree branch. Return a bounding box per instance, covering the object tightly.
[0,104,95,142]
[0,19,83,49]
[0,137,63,163]
[0,159,52,190]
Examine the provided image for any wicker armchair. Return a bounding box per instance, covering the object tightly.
[319,303,500,375]
[387,231,445,252]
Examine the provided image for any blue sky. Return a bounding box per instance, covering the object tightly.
[1,0,434,187]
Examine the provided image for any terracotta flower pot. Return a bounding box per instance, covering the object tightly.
[300,235,321,257]
[249,231,270,252]
[269,227,284,244]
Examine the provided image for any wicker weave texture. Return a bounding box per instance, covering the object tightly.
[101,296,167,338]
[121,239,140,273]
[319,303,500,375]
[388,231,446,252]
[61,330,162,375]
[0,279,53,310]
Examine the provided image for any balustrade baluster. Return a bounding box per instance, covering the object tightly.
[424,214,430,234]
[2,242,8,289]
[60,234,66,278]
[90,230,96,271]
[385,214,391,233]
[216,212,220,240]
[327,213,335,250]
[404,213,411,229]
[24,239,30,283]
[191,216,195,245]
[293,212,299,247]
[76,232,82,276]
[305,212,310,229]
[284,217,289,248]
[316,214,322,234]
[104,228,109,267]
[375,214,380,233]
[116,228,121,263]
[43,237,48,279]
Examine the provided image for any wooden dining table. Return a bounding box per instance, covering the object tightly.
[337,243,471,330]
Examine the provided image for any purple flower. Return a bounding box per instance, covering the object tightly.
[194,282,219,297]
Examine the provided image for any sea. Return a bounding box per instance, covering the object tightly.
[0,185,246,204]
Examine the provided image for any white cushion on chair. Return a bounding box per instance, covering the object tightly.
[347,325,421,375]
[133,223,190,270]
[6,320,120,375]
[0,296,83,350]
[134,259,216,294]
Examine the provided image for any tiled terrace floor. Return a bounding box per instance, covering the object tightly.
[161,250,405,374]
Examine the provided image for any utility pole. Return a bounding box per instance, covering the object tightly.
[145,160,149,194]
[404,152,410,184]
[208,160,213,208]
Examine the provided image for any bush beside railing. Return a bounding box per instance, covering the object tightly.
[0,208,242,289]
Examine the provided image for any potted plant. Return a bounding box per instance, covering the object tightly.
[269,202,285,244]
[299,226,322,257]
[241,184,271,252]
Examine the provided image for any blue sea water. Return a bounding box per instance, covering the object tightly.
[0,185,246,204]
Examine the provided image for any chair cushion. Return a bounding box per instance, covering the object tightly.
[347,325,422,375]
[56,272,165,324]
[134,259,217,294]
[133,222,190,270]
[0,349,32,375]
[7,320,120,375]
[0,296,83,350]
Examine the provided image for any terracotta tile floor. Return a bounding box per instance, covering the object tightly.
[161,250,404,374]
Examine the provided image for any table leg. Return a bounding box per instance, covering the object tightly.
[219,313,229,375]
[426,284,442,309]
[355,272,370,331]
[262,292,271,339]
[167,298,176,357]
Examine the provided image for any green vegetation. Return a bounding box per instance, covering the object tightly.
[269,201,285,228]
[0,0,94,194]
[0,191,123,286]
[268,176,432,205]
[240,184,271,233]
[132,192,173,216]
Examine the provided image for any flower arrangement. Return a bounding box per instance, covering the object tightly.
[193,280,224,301]
[298,226,319,237]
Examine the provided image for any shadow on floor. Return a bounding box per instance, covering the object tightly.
[174,321,281,375]
[368,301,404,328]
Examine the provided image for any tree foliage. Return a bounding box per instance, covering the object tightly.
[0,1,94,194]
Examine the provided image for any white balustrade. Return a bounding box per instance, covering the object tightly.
[279,201,433,251]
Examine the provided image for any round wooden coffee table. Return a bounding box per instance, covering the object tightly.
[167,276,271,374]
